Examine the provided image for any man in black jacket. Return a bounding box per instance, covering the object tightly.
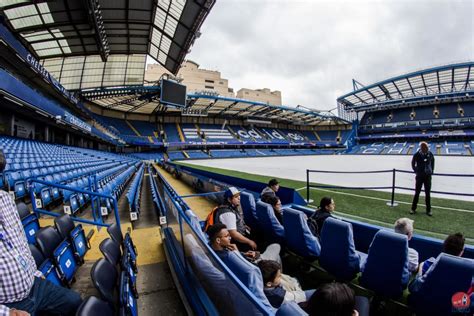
[410,142,435,216]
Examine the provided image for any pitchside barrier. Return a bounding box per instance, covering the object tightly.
[306,169,474,207]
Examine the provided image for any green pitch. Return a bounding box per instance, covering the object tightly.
[177,162,474,243]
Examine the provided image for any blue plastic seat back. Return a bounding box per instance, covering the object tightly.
[221,250,275,312]
[17,202,30,219]
[240,191,259,229]
[256,201,285,242]
[55,214,75,239]
[91,258,118,305]
[319,217,361,281]
[107,223,124,245]
[22,213,41,244]
[408,253,474,316]
[100,238,121,266]
[53,239,77,283]
[360,230,410,298]
[76,296,114,316]
[282,207,320,257]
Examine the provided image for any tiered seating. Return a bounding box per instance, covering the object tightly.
[1,136,140,216]
[187,150,210,159]
[199,124,236,142]
[163,123,182,142]
[126,163,145,221]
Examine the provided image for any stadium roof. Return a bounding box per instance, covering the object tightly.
[81,87,349,125]
[0,0,215,88]
[337,62,474,112]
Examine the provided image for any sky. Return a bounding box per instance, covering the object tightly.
[180,0,474,112]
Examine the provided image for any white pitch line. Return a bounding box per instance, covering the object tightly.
[296,186,474,214]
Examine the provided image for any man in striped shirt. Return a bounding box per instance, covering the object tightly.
[0,150,82,316]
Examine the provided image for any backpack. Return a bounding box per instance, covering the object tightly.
[205,206,230,232]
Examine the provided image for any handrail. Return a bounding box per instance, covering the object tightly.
[306,168,474,205]
[154,166,273,315]
[28,178,121,230]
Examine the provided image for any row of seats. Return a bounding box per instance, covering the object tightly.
[165,148,342,161]
[126,163,145,221]
[238,192,474,315]
[348,141,472,156]
[77,224,139,315]
[23,210,89,287]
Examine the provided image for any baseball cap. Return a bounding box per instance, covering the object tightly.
[224,187,240,199]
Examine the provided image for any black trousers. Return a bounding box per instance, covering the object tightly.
[411,175,431,213]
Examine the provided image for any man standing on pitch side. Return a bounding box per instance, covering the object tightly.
[410,141,435,216]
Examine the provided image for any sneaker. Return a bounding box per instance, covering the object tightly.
[410,210,416,215]
[426,212,433,217]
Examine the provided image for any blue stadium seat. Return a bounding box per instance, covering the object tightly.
[54,214,89,263]
[100,238,138,298]
[35,226,78,285]
[319,218,367,281]
[240,191,259,231]
[282,207,320,258]
[359,230,410,298]
[256,201,285,243]
[217,250,274,312]
[408,253,474,316]
[17,203,40,245]
[29,243,63,286]
[107,224,137,270]
[76,296,114,316]
[91,258,118,306]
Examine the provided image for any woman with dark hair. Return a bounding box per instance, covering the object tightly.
[266,195,283,224]
[305,283,358,316]
[308,196,335,238]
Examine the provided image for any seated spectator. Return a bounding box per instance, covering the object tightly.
[258,260,315,309]
[260,179,280,203]
[394,217,419,273]
[207,223,281,264]
[304,282,367,316]
[308,197,335,238]
[420,232,465,275]
[207,224,308,296]
[205,187,256,251]
[266,195,283,225]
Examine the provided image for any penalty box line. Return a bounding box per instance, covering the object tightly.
[296,186,474,214]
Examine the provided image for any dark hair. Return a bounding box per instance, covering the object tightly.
[268,179,279,187]
[258,260,281,284]
[306,283,355,316]
[0,150,5,173]
[206,223,227,243]
[443,233,465,256]
[266,195,280,208]
[319,197,333,211]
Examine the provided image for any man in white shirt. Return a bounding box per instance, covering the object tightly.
[206,187,257,251]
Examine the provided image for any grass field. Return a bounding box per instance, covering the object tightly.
[177,161,474,243]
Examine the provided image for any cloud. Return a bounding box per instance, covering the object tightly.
[188,0,473,111]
